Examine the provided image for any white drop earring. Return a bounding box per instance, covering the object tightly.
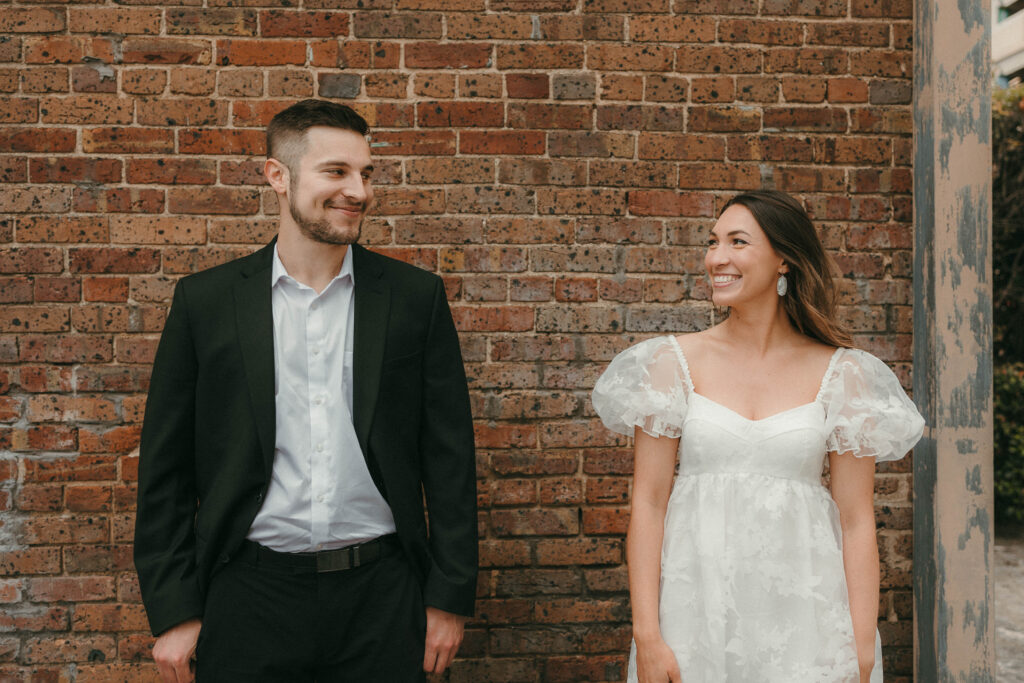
[776,274,788,296]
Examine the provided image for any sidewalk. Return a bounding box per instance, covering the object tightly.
[997,535,1024,682]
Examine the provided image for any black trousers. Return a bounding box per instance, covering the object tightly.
[195,538,426,682]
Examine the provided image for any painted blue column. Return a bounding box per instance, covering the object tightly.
[913,1,994,680]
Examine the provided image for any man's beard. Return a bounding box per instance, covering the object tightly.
[287,175,363,245]
[288,201,362,245]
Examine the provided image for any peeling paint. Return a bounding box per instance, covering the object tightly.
[913,0,994,679]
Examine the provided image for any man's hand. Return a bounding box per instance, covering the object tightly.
[422,607,467,674]
[152,618,202,683]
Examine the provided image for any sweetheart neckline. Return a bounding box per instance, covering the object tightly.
[689,391,823,424]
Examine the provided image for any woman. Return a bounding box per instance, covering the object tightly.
[592,191,924,682]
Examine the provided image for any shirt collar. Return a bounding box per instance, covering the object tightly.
[271,244,355,290]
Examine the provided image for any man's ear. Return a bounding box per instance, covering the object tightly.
[264,158,290,195]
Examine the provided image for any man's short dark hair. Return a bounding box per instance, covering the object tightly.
[266,99,370,170]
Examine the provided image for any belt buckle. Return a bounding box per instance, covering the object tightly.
[316,548,351,573]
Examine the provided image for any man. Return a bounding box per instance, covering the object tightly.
[134,99,477,682]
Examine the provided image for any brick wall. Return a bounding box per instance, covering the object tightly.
[0,1,915,681]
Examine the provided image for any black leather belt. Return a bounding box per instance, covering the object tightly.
[240,535,399,574]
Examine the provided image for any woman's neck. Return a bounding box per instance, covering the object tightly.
[714,301,801,357]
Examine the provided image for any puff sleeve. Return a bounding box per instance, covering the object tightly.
[591,336,690,439]
[821,349,925,462]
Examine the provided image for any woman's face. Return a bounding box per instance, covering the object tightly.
[704,204,788,309]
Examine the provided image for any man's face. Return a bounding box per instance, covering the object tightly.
[282,126,374,245]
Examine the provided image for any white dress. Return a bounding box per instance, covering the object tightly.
[591,336,925,683]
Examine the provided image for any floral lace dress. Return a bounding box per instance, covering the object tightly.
[591,336,925,683]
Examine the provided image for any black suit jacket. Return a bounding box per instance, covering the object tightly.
[134,242,477,636]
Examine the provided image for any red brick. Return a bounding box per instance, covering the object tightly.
[0,254,63,285]
[601,74,644,101]
[0,276,33,303]
[169,69,216,96]
[446,187,535,215]
[19,335,114,364]
[0,307,70,333]
[394,217,484,244]
[126,158,216,185]
[122,38,212,65]
[508,103,591,130]
[82,278,129,303]
[0,98,39,123]
[167,8,258,36]
[764,106,848,132]
[21,634,116,664]
[496,44,584,70]
[768,47,849,75]
[178,128,265,155]
[630,15,716,42]
[645,74,689,102]
[167,187,260,215]
[136,98,227,127]
[0,8,66,34]
[459,131,544,156]
[762,0,846,16]
[677,45,762,73]
[447,14,532,40]
[82,127,174,154]
[216,39,305,66]
[123,68,167,95]
[499,159,586,187]
[0,127,76,153]
[638,133,724,161]
[491,509,578,536]
[354,12,443,38]
[29,158,122,185]
[406,42,491,68]
[628,190,715,217]
[536,538,622,566]
[72,187,165,215]
[0,187,72,213]
[782,76,827,103]
[260,10,349,37]
[417,101,504,127]
[588,44,674,71]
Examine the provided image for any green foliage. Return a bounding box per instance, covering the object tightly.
[995,364,1024,525]
[993,87,1024,363]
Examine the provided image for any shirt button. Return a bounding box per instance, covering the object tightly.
[310,301,319,311]
[316,443,325,453]
[312,346,321,356]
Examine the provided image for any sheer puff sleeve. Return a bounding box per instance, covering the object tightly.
[821,348,925,462]
[591,336,690,439]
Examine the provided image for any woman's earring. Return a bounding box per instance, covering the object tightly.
[776,274,788,296]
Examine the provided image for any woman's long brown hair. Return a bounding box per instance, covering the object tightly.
[721,190,854,349]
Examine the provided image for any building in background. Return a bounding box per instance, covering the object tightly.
[995,1,1024,85]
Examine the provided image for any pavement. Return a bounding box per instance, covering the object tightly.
[997,535,1024,682]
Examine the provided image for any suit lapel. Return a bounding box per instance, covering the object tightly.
[352,245,390,452]
[234,243,276,477]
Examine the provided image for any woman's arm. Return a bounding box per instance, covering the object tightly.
[829,451,879,682]
[628,427,682,683]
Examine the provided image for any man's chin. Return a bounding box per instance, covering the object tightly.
[296,220,361,246]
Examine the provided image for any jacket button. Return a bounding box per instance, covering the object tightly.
[219,553,230,564]
[255,492,264,503]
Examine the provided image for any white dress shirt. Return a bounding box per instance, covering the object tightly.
[246,245,396,552]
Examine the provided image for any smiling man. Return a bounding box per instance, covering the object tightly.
[134,100,478,682]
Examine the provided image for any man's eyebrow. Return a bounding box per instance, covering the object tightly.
[315,160,374,172]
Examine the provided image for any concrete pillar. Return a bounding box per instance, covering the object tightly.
[913,1,995,680]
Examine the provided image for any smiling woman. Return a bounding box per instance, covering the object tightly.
[592,190,923,683]
[710,192,853,350]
